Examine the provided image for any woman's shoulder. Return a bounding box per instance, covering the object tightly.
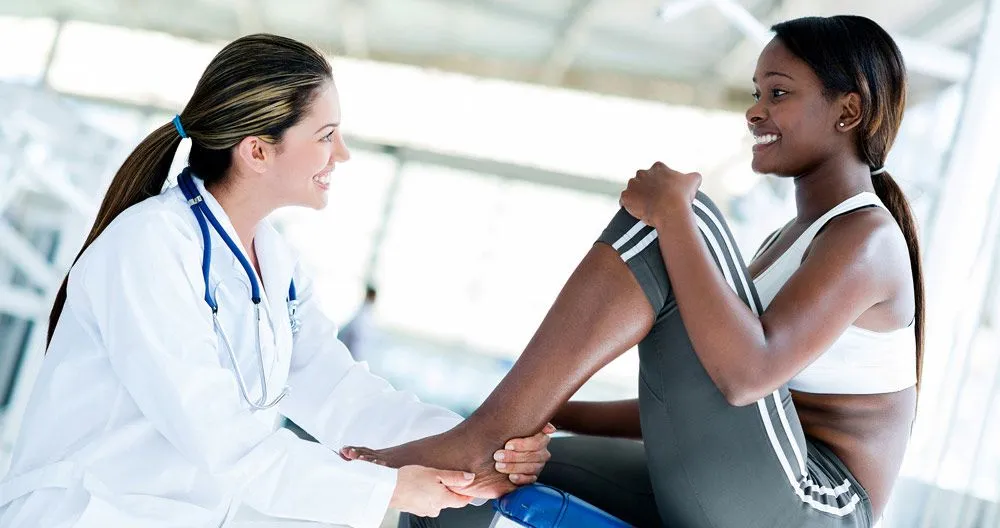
[75,189,201,276]
[808,206,910,278]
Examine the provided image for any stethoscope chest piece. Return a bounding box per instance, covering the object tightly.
[288,299,301,336]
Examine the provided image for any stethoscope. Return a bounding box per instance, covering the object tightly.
[177,169,300,411]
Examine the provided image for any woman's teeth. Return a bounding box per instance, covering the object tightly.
[754,134,780,145]
[314,173,331,185]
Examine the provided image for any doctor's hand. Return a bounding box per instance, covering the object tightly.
[493,423,556,485]
[389,465,475,518]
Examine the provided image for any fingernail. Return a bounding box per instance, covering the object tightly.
[494,452,505,461]
[496,462,506,470]
[463,472,475,480]
[505,443,515,450]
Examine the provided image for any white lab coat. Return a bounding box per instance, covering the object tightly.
[0,175,463,527]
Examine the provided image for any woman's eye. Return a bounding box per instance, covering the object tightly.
[772,89,788,98]
[752,91,761,102]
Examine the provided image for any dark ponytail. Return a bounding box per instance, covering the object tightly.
[47,124,181,346]
[773,16,925,390]
[871,171,924,389]
[46,34,333,347]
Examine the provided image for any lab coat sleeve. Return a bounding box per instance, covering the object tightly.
[77,210,396,528]
[279,263,464,452]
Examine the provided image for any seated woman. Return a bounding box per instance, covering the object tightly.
[347,15,922,528]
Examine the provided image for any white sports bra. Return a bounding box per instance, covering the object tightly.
[752,192,917,395]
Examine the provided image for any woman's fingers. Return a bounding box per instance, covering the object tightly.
[494,448,550,464]
[495,461,546,475]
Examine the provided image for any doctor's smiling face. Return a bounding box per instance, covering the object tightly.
[234,82,350,210]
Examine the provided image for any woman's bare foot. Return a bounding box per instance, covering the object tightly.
[341,425,517,498]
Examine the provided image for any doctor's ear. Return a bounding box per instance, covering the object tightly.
[234,136,274,174]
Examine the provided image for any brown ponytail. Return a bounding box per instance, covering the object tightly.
[871,172,925,390]
[47,123,181,347]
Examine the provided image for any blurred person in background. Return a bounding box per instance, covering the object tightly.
[348,15,922,528]
[339,283,379,362]
[0,33,552,528]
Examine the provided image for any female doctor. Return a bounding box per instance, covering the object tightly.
[0,34,552,527]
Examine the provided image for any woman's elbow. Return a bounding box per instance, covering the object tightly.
[715,373,767,407]
[721,387,761,407]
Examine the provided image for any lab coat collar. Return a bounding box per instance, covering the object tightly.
[185,172,298,308]
[187,173,250,267]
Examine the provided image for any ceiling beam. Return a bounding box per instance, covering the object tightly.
[0,219,58,290]
[904,0,984,45]
[709,0,772,43]
[28,168,97,217]
[539,0,602,85]
[233,0,265,35]
[708,0,972,86]
[705,0,781,76]
[0,286,46,319]
[925,3,985,47]
[895,37,972,84]
[340,0,369,59]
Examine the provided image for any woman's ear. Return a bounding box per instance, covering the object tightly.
[835,92,863,132]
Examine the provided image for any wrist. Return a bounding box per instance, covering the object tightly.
[388,466,410,510]
[648,200,692,229]
[550,401,578,431]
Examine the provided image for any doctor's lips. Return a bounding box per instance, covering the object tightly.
[314,170,333,187]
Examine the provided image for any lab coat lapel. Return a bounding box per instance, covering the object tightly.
[254,219,298,330]
[187,173,297,335]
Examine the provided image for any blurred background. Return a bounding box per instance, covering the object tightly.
[0,0,998,526]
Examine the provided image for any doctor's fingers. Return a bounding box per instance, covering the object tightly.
[435,469,478,488]
[438,488,475,509]
[417,491,472,519]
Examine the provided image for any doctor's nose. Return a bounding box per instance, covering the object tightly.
[332,130,351,163]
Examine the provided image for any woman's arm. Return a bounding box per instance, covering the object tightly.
[621,163,908,406]
[551,399,642,439]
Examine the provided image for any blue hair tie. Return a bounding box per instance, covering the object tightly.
[172,115,188,139]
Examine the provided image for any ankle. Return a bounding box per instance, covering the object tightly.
[456,414,509,454]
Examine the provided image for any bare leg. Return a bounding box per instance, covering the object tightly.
[347,243,653,496]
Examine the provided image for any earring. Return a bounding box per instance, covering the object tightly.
[839,122,845,127]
